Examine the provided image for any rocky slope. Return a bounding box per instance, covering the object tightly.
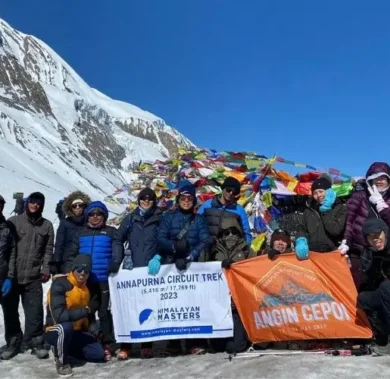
[0,18,192,201]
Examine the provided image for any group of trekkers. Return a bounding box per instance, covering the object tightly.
[0,161,389,376]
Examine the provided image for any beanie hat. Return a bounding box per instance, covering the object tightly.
[270,229,291,247]
[138,188,157,204]
[311,177,332,193]
[72,254,92,271]
[363,218,389,237]
[221,177,241,195]
[177,184,197,206]
[85,201,109,220]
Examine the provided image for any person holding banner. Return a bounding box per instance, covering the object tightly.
[295,175,347,260]
[198,176,252,247]
[113,187,164,360]
[358,218,390,355]
[208,217,249,354]
[261,229,293,259]
[45,255,105,377]
[156,183,210,354]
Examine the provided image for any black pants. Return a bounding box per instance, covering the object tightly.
[88,281,114,344]
[1,280,44,347]
[358,280,390,345]
[45,322,104,364]
[210,309,248,353]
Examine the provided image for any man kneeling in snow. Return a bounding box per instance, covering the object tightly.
[45,255,105,377]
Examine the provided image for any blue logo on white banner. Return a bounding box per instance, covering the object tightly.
[109,262,234,343]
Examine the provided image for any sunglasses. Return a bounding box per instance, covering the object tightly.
[71,203,84,209]
[89,211,104,217]
[179,195,193,202]
[74,265,90,274]
[140,195,153,202]
[224,187,238,195]
[29,199,43,206]
[221,228,241,237]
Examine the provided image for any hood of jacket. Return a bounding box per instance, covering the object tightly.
[366,162,390,183]
[63,191,91,217]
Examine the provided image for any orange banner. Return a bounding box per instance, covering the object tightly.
[226,252,372,343]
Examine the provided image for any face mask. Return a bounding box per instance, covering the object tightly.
[223,234,240,249]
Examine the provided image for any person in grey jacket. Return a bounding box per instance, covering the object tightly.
[3,192,54,360]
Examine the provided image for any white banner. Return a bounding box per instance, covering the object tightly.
[109,262,233,343]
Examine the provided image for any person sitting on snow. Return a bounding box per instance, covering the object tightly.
[45,255,105,377]
[261,229,293,259]
[198,177,252,246]
[52,191,91,275]
[358,219,390,355]
[295,175,347,260]
[65,201,120,361]
[208,217,249,354]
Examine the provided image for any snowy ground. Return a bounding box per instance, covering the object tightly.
[0,347,389,378]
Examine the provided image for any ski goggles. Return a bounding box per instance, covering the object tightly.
[74,265,91,274]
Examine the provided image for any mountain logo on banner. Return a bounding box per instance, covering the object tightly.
[254,261,334,308]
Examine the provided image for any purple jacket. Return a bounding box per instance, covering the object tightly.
[345,162,390,253]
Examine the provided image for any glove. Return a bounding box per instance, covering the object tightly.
[319,189,336,212]
[337,240,352,268]
[49,261,61,276]
[368,185,389,212]
[338,240,349,255]
[41,274,50,283]
[148,255,161,276]
[1,278,12,297]
[295,237,309,260]
[175,258,189,271]
[221,259,233,269]
[108,262,121,274]
[174,239,189,258]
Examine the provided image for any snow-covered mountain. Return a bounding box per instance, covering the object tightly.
[0,18,192,221]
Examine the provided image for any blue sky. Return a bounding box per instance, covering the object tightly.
[1,0,390,176]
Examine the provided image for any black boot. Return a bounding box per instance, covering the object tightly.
[0,335,22,360]
[31,336,49,359]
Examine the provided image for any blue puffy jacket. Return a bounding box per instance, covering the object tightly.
[65,225,119,282]
[157,209,210,261]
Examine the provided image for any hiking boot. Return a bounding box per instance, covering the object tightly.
[31,336,49,359]
[141,347,153,359]
[103,345,113,361]
[0,336,22,360]
[31,346,49,359]
[372,343,390,356]
[56,362,73,377]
